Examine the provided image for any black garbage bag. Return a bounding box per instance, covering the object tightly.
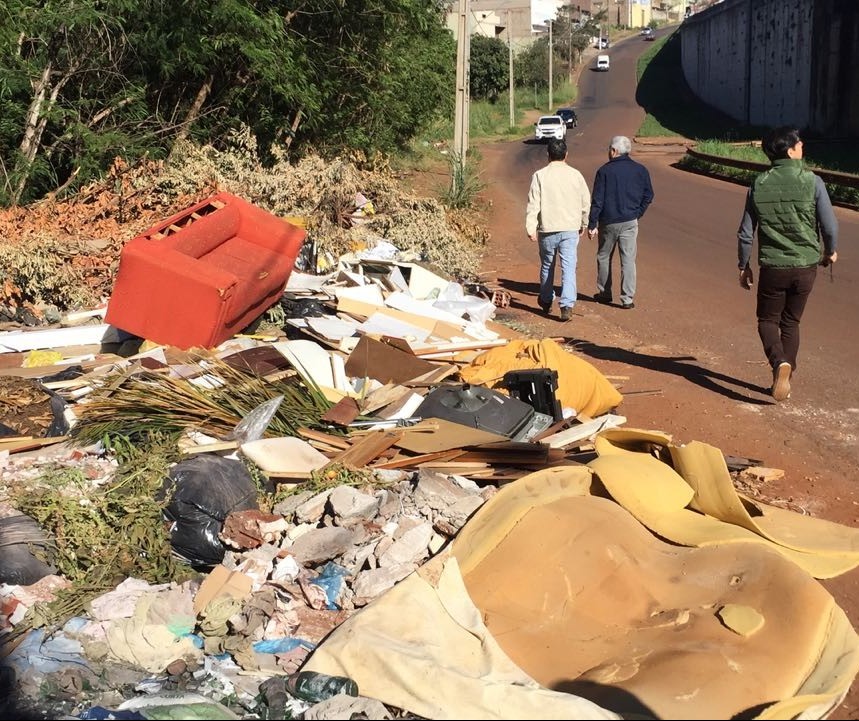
[0,515,57,585]
[161,455,259,568]
[43,393,70,437]
[37,365,84,384]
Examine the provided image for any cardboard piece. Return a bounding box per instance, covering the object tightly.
[344,335,439,385]
[193,564,254,615]
[221,346,294,376]
[395,418,507,454]
[335,296,463,341]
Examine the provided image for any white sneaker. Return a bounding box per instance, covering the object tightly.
[771,361,792,401]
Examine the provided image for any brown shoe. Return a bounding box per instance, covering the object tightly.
[771,361,792,401]
[559,306,573,321]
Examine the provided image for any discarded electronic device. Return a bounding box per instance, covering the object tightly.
[501,368,563,422]
[415,384,553,442]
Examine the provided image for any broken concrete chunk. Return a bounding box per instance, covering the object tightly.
[412,470,477,509]
[377,522,433,567]
[392,515,426,539]
[440,495,485,533]
[295,489,334,524]
[351,563,416,606]
[289,526,356,566]
[272,490,315,519]
[328,485,381,521]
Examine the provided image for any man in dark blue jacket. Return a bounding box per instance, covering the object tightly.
[587,136,654,309]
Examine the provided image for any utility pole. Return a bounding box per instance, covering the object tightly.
[568,8,574,83]
[548,19,553,112]
[507,9,514,129]
[453,0,470,191]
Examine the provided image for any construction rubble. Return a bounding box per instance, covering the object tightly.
[3,187,859,721]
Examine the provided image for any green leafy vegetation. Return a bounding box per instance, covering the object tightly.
[8,439,195,637]
[0,0,457,205]
[442,152,485,209]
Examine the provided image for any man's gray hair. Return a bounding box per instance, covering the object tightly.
[610,135,632,155]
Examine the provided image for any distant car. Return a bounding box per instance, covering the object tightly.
[643,28,655,41]
[596,54,610,71]
[534,115,566,141]
[555,108,578,129]
[595,37,609,49]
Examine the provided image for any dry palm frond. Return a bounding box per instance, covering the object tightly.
[71,355,334,448]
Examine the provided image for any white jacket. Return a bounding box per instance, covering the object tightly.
[525,160,591,236]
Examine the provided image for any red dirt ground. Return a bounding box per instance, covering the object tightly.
[466,41,859,715]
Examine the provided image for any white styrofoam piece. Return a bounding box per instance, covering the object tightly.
[0,324,121,353]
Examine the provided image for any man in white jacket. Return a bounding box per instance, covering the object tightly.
[525,138,591,321]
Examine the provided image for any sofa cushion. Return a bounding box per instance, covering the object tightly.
[202,236,291,321]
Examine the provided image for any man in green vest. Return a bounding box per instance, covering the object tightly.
[737,126,838,402]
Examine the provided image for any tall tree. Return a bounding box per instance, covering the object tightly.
[0,0,456,205]
[469,34,508,101]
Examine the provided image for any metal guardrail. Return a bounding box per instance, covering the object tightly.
[685,148,859,190]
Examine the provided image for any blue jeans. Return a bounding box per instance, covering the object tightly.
[596,220,638,305]
[538,230,579,309]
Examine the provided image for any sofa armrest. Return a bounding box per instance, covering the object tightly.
[105,241,239,348]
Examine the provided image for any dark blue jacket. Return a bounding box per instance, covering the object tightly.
[587,154,654,229]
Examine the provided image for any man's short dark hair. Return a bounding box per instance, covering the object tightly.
[547,138,567,161]
[762,126,802,161]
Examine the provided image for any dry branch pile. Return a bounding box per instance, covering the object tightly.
[0,129,487,317]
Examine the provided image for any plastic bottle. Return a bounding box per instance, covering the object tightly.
[284,671,359,703]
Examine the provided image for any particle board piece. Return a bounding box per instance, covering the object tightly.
[372,449,466,470]
[297,427,352,451]
[324,429,402,469]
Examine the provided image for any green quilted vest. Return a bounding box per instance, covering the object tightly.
[751,159,820,268]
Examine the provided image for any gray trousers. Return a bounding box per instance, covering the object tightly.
[596,220,638,305]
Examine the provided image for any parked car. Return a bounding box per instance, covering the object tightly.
[534,115,566,141]
[555,108,578,129]
[595,37,609,49]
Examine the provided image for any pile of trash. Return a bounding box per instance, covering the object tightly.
[2,190,859,721]
[0,129,487,325]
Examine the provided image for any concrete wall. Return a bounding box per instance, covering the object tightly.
[680,0,858,137]
[810,0,859,137]
[681,0,813,129]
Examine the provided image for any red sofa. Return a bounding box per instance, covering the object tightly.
[105,192,305,349]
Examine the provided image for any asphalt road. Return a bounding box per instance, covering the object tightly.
[478,30,859,719]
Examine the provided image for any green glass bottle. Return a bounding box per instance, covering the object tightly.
[284,671,359,704]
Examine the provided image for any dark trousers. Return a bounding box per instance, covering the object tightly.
[756,265,817,371]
